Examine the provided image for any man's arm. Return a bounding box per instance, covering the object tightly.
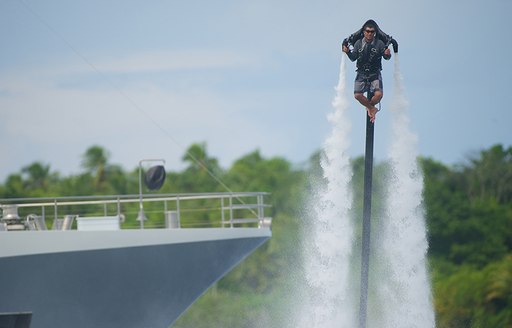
[383,47,391,60]
[380,40,391,60]
[342,42,359,62]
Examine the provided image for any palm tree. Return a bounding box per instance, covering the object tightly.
[182,142,220,173]
[81,145,109,190]
[22,162,51,190]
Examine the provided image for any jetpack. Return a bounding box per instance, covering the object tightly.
[342,19,398,53]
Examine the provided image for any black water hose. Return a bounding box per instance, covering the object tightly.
[390,38,398,53]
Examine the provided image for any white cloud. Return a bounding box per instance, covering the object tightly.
[93,50,261,74]
[0,54,292,180]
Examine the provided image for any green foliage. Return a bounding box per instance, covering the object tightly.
[21,162,51,190]
[465,145,512,204]
[173,287,281,328]
[171,142,224,193]
[81,145,110,190]
[2,174,24,198]
[421,156,512,267]
[421,146,512,327]
[1,143,511,327]
[435,256,512,328]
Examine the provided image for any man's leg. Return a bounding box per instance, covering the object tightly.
[354,75,379,123]
[354,93,379,123]
[370,90,383,106]
[354,92,373,108]
[367,77,384,123]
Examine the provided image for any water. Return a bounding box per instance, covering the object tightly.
[373,55,435,328]
[296,55,435,328]
[295,56,357,328]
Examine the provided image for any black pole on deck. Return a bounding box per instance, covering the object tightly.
[358,91,375,328]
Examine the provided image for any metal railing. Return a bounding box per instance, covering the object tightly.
[0,192,272,231]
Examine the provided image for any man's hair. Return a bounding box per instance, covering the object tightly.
[363,22,376,30]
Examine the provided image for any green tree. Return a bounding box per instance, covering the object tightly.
[2,174,24,198]
[465,144,512,204]
[21,162,52,191]
[422,145,512,327]
[104,164,129,195]
[226,150,304,215]
[175,142,223,193]
[435,256,512,328]
[182,142,220,173]
[81,145,109,190]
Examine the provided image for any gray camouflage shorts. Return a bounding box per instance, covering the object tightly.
[354,71,383,94]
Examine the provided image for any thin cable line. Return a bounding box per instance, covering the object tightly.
[16,0,260,216]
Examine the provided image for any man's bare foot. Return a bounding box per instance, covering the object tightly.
[367,106,378,123]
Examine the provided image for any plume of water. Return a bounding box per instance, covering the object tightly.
[296,56,357,328]
[293,54,435,328]
[372,54,436,328]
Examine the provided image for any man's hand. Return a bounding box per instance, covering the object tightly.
[384,48,391,56]
[342,45,349,53]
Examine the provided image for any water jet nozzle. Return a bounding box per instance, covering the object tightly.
[389,38,398,53]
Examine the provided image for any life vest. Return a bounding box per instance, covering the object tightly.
[356,39,383,73]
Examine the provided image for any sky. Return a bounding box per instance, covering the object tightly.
[1,0,511,182]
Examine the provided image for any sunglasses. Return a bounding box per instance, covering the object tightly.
[364,29,375,33]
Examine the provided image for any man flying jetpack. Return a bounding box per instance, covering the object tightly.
[342,19,398,123]
[342,20,399,328]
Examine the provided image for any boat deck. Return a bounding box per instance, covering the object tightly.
[0,192,272,328]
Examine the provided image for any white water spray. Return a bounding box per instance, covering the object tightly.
[295,54,435,328]
[296,56,357,328]
[372,54,436,328]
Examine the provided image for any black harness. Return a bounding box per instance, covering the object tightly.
[357,40,382,74]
